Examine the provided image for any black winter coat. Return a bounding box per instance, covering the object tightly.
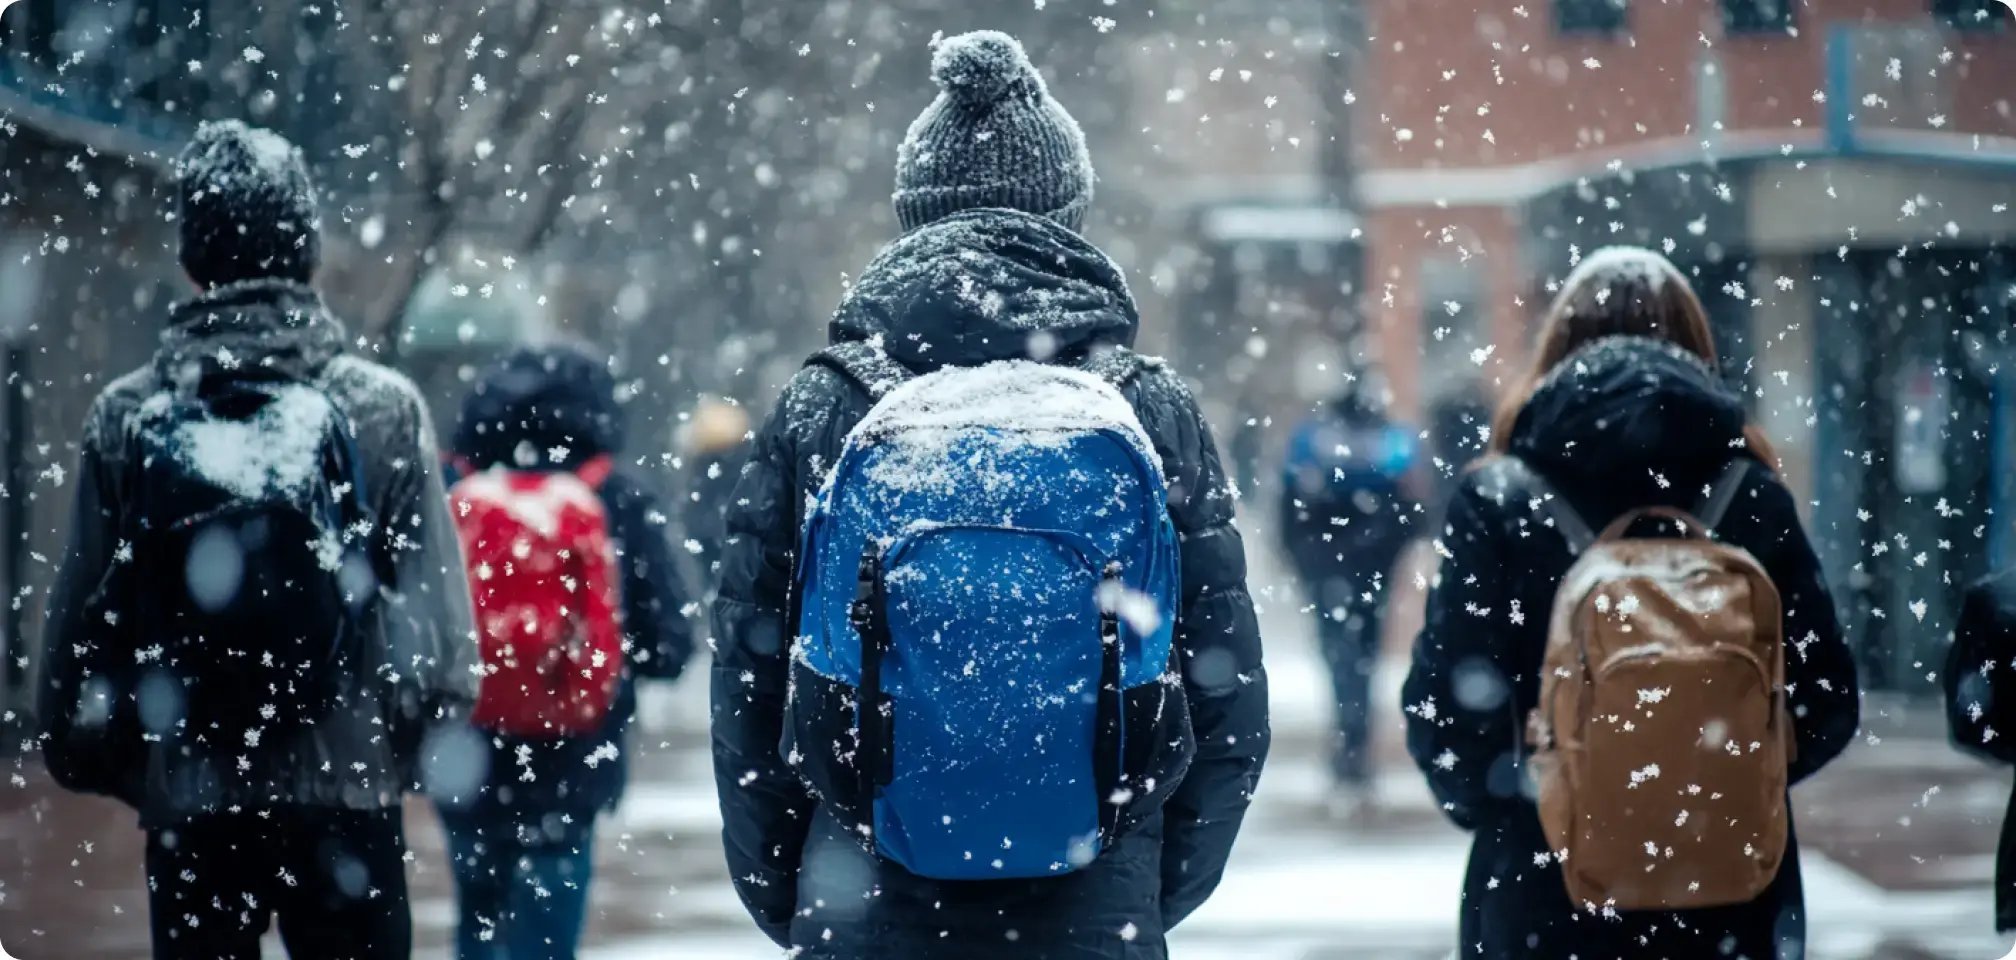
[1945,569,2016,931]
[1275,395,1418,601]
[1402,336,1860,960]
[435,346,695,839]
[711,209,1270,959]
[39,280,478,826]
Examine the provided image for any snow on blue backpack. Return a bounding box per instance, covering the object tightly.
[788,342,1193,880]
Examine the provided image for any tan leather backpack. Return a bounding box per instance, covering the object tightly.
[1517,458,1790,913]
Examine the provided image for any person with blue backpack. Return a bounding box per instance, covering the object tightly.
[1277,378,1420,817]
[38,121,477,959]
[710,30,1270,959]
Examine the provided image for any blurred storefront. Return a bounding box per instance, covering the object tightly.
[1359,0,2016,691]
[1181,202,1363,503]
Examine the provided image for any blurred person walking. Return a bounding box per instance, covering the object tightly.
[37,120,477,960]
[1945,568,2016,934]
[1277,378,1420,818]
[1401,246,1859,959]
[436,344,695,960]
[710,30,1269,960]
[680,396,750,594]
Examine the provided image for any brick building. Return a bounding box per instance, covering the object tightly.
[1356,0,2016,685]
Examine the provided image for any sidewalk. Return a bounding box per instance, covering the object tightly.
[0,541,2008,959]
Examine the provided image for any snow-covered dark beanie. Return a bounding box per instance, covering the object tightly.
[176,120,321,289]
[893,30,1094,233]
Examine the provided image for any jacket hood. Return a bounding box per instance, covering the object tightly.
[157,279,346,387]
[829,207,1137,371]
[1509,335,1746,478]
[454,345,625,471]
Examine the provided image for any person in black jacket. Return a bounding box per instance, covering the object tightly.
[1402,247,1860,960]
[1277,380,1420,812]
[710,30,1268,960]
[1946,569,2016,933]
[436,344,695,960]
[38,120,477,960]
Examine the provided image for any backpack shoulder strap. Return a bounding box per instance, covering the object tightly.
[1694,458,1755,532]
[1079,346,1157,390]
[810,340,914,403]
[1494,456,1595,554]
[576,454,616,491]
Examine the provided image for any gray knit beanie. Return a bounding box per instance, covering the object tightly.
[894,30,1095,233]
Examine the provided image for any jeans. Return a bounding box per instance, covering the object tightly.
[438,808,596,960]
[144,808,411,960]
[1315,592,1384,786]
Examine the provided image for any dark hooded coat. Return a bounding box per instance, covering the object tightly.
[1402,336,1859,960]
[711,209,1270,958]
[1945,569,2016,932]
[39,279,478,826]
[435,346,695,839]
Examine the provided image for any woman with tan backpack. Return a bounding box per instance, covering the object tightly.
[1401,246,1861,958]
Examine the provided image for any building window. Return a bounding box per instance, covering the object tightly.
[1933,0,2012,30]
[1557,0,1628,34]
[1722,0,1795,34]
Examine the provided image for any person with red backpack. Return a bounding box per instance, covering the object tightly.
[435,345,694,960]
[1401,247,1860,959]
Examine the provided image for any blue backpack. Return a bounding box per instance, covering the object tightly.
[788,342,1192,880]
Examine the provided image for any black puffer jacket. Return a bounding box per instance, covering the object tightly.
[1402,336,1859,960]
[435,346,694,839]
[1945,569,2016,931]
[39,280,478,826]
[711,209,1269,958]
[1275,391,1418,596]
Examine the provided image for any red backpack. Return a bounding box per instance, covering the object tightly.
[448,457,623,738]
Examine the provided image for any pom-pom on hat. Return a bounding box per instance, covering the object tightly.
[893,30,1095,233]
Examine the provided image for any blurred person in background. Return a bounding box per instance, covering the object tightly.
[1278,376,1420,820]
[437,344,695,960]
[38,120,476,960]
[1402,246,1859,959]
[680,396,751,594]
[710,30,1269,959]
[1945,568,2016,935]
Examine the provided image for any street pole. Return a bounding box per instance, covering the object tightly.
[1,342,23,694]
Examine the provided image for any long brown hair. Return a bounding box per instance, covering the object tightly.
[1488,247,1777,466]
